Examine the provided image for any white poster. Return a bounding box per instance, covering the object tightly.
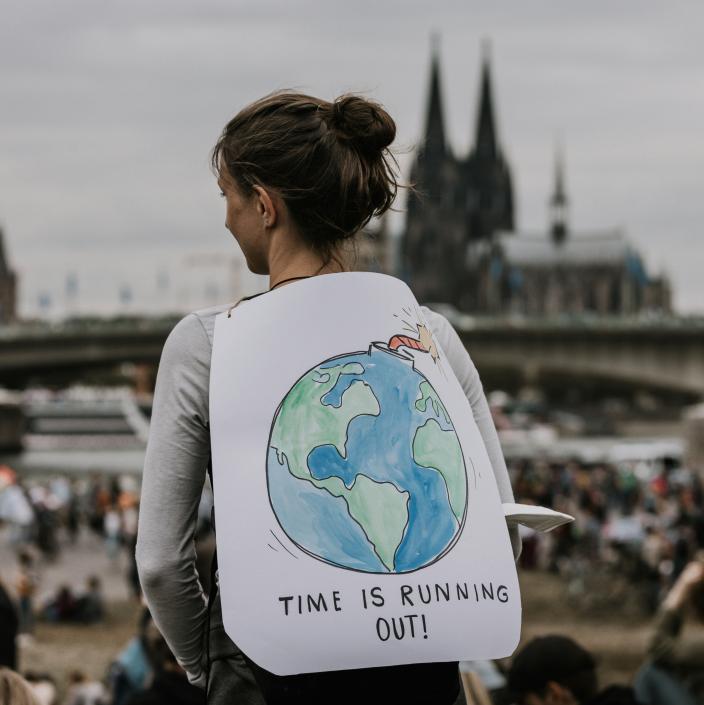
[209,272,520,675]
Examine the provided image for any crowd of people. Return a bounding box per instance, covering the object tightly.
[1,456,703,703]
[0,469,155,616]
[1,469,140,564]
[0,606,204,704]
[509,454,704,616]
[461,557,704,704]
[0,471,209,704]
[3,588,704,705]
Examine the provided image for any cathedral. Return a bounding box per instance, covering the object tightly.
[400,43,671,316]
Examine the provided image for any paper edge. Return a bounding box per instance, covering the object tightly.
[502,502,574,532]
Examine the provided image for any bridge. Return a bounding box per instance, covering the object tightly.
[0,318,176,387]
[1,312,704,399]
[443,310,704,401]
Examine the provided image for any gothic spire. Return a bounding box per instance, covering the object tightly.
[551,145,567,207]
[422,33,446,161]
[0,227,9,277]
[550,144,569,244]
[474,39,498,160]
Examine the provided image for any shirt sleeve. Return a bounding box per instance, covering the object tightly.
[135,313,212,686]
[422,307,521,560]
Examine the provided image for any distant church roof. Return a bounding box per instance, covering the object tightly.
[497,230,636,267]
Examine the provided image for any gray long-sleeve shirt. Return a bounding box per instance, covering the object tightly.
[135,303,519,685]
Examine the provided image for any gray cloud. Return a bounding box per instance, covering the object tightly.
[1,0,702,315]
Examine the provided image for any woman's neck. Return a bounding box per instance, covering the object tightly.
[267,241,349,290]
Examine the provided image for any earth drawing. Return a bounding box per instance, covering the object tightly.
[267,324,469,574]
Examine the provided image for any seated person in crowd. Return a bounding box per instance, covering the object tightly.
[64,670,108,705]
[41,575,105,624]
[124,629,203,705]
[41,585,76,623]
[635,559,704,705]
[506,636,639,705]
[507,635,598,705]
[74,575,105,624]
[107,609,155,705]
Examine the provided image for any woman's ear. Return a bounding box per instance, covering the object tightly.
[252,185,278,229]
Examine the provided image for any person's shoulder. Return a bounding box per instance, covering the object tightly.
[190,302,231,327]
[164,304,230,353]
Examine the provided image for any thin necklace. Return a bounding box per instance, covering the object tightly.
[227,275,314,317]
[270,274,313,291]
[227,261,347,317]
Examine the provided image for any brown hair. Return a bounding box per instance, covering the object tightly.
[0,669,41,705]
[212,91,400,261]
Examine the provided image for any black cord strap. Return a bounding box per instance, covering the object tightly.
[226,274,315,317]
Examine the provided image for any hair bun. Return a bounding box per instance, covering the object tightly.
[328,94,396,157]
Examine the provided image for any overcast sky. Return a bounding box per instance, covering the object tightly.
[1,1,702,316]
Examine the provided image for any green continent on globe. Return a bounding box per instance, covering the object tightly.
[344,475,409,571]
[412,418,466,522]
[415,381,451,425]
[270,359,388,505]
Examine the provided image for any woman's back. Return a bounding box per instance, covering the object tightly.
[136,91,519,703]
[139,301,515,704]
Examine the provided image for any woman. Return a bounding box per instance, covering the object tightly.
[136,91,520,704]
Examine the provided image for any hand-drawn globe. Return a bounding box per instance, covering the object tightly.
[267,343,468,573]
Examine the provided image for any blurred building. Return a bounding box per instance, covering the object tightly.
[401,42,671,316]
[0,228,17,324]
[470,151,672,316]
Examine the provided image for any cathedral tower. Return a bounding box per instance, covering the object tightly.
[0,228,16,324]
[463,41,514,244]
[549,146,569,245]
[402,40,515,310]
[402,36,459,304]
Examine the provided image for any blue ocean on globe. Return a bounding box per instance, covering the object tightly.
[267,343,468,574]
